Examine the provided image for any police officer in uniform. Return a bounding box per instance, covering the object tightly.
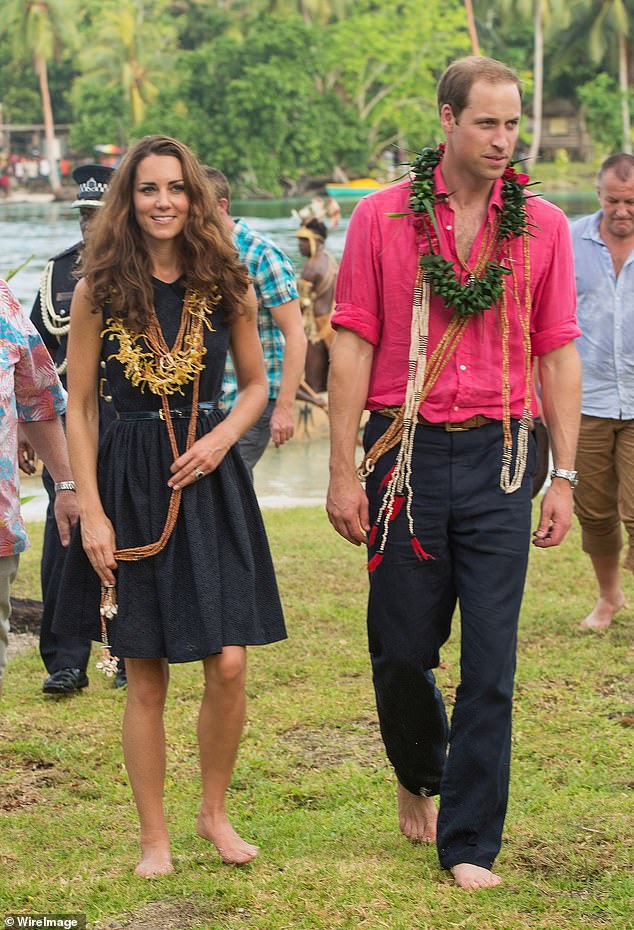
[30,164,127,692]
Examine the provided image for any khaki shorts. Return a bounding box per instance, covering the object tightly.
[574,415,634,559]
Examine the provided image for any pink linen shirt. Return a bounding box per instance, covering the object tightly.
[0,279,66,556]
[333,169,580,420]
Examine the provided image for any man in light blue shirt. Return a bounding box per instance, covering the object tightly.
[570,153,634,630]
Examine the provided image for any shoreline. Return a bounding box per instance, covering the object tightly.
[0,191,56,204]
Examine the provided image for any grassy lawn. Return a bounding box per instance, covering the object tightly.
[0,506,631,930]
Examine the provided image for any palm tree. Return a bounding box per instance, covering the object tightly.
[464,0,480,54]
[80,0,175,127]
[5,0,77,196]
[496,0,569,168]
[588,0,632,153]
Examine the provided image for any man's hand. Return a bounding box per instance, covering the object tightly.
[270,401,295,447]
[532,480,573,548]
[53,490,79,547]
[326,470,369,546]
[17,438,37,475]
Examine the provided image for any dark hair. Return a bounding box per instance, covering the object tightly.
[204,166,231,208]
[598,153,634,185]
[306,218,327,240]
[81,136,248,330]
[437,56,522,119]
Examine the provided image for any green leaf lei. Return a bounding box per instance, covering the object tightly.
[409,144,532,319]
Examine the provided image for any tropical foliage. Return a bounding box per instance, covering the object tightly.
[0,0,632,194]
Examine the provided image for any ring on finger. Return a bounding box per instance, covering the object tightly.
[193,468,205,480]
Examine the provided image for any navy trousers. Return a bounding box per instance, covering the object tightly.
[364,414,535,871]
[39,468,92,674]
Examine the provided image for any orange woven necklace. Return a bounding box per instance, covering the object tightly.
[97,289,217,676]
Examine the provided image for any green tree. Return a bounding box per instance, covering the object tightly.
[495,0,569,167]
[138,18,367,193]
[69,79,128,155]
[325,0,471,161]
[553,0,632,153]
[587,0,632,153]
[577,72,629,154]
[79,0,176,127]
[5,0,78,194]
[260,0,351,25]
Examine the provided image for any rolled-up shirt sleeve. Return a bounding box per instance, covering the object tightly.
[332,197,383,346]
[530,208,581,357]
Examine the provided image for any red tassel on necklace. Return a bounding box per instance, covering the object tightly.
[411,536,435,561]
[368,524,378,546]
[367,552,384,572]
[379,464,396,490]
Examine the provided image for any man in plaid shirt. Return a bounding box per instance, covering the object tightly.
[207,169,307,477]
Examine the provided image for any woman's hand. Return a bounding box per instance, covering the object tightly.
[168,424,237,490]
[80,512,118,586]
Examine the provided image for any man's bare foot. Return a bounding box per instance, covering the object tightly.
[135,838,173,878]
[197,811,258,865]
[397,782,438,843]
[579,592,625,630]
[450,863,502,890]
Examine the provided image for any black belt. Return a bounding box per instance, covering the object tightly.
[116,401,217,421]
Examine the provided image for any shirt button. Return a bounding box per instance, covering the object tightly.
[453,405,460,411]
[446,225,452,230]
[459,364,467,371]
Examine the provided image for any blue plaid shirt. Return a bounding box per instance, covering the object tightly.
[222,219,298,407]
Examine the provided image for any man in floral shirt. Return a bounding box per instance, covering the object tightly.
[0,278,78,697]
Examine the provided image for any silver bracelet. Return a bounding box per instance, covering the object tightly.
[54,481,76,493]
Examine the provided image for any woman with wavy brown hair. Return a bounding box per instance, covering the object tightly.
[54,135,286,877]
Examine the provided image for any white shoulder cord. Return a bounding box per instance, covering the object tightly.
[39,260,70,375]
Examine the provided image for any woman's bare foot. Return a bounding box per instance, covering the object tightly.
[450,863,502,890]
[397,782,438,843]
[135,834,173,878]
[579,592,625,630]
[197,810,258,865]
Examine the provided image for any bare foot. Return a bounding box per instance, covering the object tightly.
[397,782,438,843]
[450,863,502,890]
[579,592,625,630]
[197,811,258,865]
[135,837,173,878]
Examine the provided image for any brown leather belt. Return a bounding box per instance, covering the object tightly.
[376,406,494,432]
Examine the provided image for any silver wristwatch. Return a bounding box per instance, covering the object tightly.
[550,468,578,488]
[54,481,76,493]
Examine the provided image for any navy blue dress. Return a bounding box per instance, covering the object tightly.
[54,278,286,662]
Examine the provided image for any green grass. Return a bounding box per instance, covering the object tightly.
[1,507,631,929]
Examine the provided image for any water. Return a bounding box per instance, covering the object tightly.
[0,197,353,307]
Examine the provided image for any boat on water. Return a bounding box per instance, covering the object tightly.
[325,178,389,199]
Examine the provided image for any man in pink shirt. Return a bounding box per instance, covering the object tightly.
[327,57,582,890]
